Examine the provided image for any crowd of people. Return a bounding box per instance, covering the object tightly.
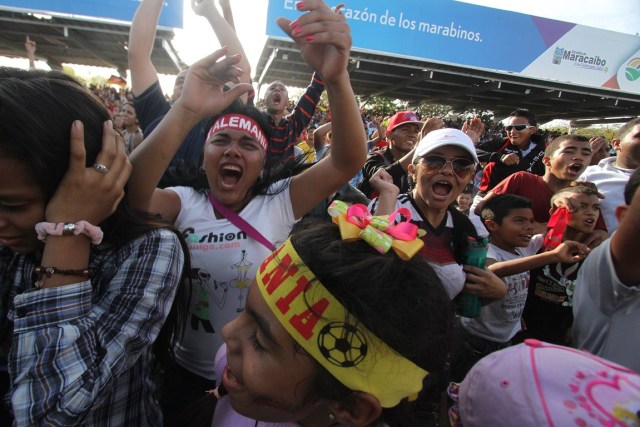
[1,0,639,426]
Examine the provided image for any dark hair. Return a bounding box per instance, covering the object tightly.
[460,185,473,195]
[544,134,590,158]
[550,184,601,207]
[290,220,454,426]
[0,67,189,364]
[616,117,640,141]
[481,194,533,225]
[624,167,640,204]
[508,108,538,126]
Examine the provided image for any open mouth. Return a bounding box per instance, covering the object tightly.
[220,164,243,186]
[223,364,245,392]
[432,181,453,199]
[568,163,583,174]
[272,93,282,104]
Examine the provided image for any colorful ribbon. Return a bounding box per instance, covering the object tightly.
[328,201,424,260]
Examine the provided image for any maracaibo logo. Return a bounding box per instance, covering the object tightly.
[625,58,640,82]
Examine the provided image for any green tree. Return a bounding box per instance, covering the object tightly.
[358,96,407,116]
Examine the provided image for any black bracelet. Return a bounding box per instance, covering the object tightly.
[34,266,91,288]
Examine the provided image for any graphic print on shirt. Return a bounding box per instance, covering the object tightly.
[189,268,218,333]
[502,271,530,322]
[230,250,253,313]
[535,262,580,307]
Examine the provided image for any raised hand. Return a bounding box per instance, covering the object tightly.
[551,240,591,263]
[462,117,485,144]
[369,168,399,197]
[174,47,252,119]
[24,36,36,57]
[276,0,351,84]
[589,136,607,155]
[45,121,131,225]
[191,0,216,17]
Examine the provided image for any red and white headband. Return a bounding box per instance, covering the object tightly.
[207,114,268,152]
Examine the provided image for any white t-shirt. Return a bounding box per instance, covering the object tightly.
[460,235,543,343]
[578,157,633,233]
[573,236,640,372]
[170,180,296,380]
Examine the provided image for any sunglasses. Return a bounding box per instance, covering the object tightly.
[418,155,477,180]
[504,124,535,132]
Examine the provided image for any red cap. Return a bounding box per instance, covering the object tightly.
[386,111,422,134]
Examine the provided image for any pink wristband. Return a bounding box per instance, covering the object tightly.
[35,221,104,245]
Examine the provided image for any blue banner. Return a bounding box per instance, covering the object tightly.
[0,0,183,28]
[266,0,640,94]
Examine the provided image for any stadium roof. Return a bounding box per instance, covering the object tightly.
[255,37,640,125]
[0,8,184,76]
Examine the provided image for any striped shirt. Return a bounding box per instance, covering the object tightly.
[0,229,184,426]
[266,73,324,163]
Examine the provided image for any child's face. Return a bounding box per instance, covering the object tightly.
[457,193,472,210]
[489,208,535,249]
[546,139,592,180]
[0,157,45,254]
[221,284,326,424]
[567,193,600,234]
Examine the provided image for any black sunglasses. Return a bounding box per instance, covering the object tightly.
[504,124,535,132]
[418,155,477,180]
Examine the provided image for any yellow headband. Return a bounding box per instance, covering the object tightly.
[255,239,428,408]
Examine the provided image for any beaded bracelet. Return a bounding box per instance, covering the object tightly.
[35,221,104,245]
[34,266,91,288]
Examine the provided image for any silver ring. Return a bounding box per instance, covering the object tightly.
[93,163,109,174]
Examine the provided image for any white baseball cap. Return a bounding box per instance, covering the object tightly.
[412,128,478,163]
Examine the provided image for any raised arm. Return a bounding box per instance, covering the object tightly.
[128,0,164,96]
[313,121,332,149]
[25,36,36,70]
[611,184,640,285]
[487,241,590,278]
[369,168,400,215]
[284,1,366,219]
[191,0,251,87]
[218,0,236,30]
[128,49,252,219]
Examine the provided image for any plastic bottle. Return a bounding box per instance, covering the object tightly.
[456,236,489,318]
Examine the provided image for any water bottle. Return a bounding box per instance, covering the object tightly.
[456,236,489,318]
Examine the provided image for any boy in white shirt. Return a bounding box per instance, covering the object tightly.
[452,194,590,380]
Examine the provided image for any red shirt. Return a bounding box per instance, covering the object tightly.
[491,172,554,223]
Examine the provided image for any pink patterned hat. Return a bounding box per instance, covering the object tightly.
[449,339,640,427]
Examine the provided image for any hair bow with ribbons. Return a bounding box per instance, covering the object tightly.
[328,201,425,260]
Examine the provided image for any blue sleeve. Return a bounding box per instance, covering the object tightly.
[133,80,171,134]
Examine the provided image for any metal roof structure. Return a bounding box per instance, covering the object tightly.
[255,38,640,125]
[0,8,184,76]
